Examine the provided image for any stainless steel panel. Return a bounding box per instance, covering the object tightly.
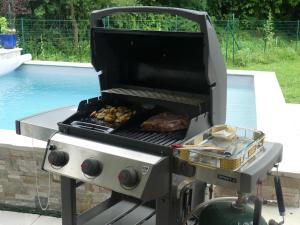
[17,106,76,141]
[43,133,170,200]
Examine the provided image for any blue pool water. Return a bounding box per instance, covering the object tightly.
[0,65,256,130]
[0,65,99,130]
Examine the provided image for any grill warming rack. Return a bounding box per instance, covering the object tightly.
[102,87,208,106]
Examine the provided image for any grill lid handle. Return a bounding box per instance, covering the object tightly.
[91,6,209,28]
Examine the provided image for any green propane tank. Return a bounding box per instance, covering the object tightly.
[196,201,267,225]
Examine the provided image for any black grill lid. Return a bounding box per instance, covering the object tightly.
[90,7,227,125]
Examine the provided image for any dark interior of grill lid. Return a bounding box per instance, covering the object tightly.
[92,29,210,100]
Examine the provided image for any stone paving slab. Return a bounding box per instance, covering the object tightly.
[0,210,39,225]
[31,215,61,225]
[263,205,300,225]
[273,104,300,178]
[0,210,61,225]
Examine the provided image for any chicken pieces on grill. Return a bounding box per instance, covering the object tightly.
[90,105,136,124]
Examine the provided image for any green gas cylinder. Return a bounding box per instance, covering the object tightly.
[196,201,267,225]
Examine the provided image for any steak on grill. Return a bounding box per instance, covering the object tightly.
[141,112,189,133]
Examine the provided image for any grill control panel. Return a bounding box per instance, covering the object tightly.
[43,133,169,201]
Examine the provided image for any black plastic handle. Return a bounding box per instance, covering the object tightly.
[91,6,208,27]
[274,176,285,216]
[253,197,263,225]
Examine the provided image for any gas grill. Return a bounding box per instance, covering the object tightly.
[57,5,227,156]
[16,6,283,225]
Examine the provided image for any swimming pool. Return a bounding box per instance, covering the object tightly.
[0,64,256,130]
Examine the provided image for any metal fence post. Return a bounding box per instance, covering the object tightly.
[225,19,229,62]
[21,17,26,53]
[79,23,82,63]
[296,20,299,50]
[232,14,235,65]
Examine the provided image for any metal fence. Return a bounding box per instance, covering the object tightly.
[14,18,300,65]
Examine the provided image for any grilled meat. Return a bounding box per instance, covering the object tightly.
[141,112,189,133]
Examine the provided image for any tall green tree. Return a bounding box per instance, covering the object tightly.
[1,0,31,17]
[28,0,111,48]
[206,0,284,19]
[138,0,207,10]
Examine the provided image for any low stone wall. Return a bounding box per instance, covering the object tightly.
[0,143,110,215]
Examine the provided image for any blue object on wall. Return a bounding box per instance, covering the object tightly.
[0,34,16,49]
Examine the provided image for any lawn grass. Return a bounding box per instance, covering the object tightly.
[228,55,300,103]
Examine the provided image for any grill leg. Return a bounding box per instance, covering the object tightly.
[191,181,206,209]
[156,194,173,225]
[61,176,77,225]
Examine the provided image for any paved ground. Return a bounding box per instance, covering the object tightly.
[263,206,300,225]
[1,205,300,225]
[0,210,61,225]
[268,104,300,178]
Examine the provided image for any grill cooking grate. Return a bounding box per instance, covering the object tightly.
[115,128,185,146]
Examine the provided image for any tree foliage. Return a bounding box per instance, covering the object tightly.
[0,0,31,17]
[0,0,297,20]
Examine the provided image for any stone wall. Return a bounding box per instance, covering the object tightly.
[0,143,110,214]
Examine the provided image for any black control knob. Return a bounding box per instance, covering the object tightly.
[81,159,102,177]
[118,167,139,188]
[48,151,69,167]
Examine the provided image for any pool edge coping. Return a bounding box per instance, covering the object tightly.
[227,69,286,132]
[24,60,93,68]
